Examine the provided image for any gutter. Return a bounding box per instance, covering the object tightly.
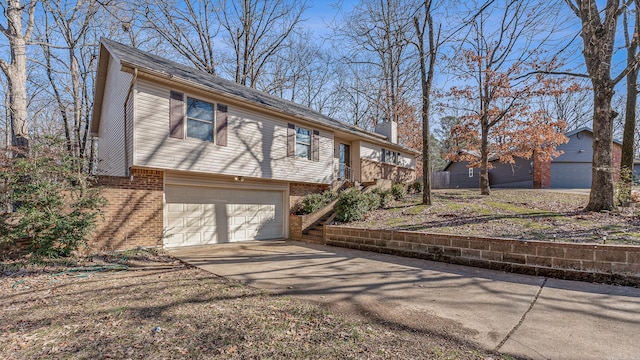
[123,68,138,177]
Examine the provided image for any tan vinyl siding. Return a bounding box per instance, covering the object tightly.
[133,79,334,184]
[126,89,134,168]
[360,141,415,169]
[96,55,132,176]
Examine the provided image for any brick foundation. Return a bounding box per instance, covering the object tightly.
[90,169,164,251]
[323,226,640,287]
[289,182,329,210]
[361,159,415,184]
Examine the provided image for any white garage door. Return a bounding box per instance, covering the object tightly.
[164,184,284,248]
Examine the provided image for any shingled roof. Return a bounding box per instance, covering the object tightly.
[92,38,416,153]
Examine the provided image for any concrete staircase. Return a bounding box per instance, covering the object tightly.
[302,211,335,243]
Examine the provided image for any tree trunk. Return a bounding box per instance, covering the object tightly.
[621,6,638,199]
[587,84,616,211]
[414,4,436,206]
[480,124,490,195]
[1,0,34,156]
[8,40,29,155]
[621,65,637,187]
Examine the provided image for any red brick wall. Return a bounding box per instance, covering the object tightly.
[613,143,622,181]
[289,182,329,211]
[90,169,164,251]
[323,226,640,287]
[361,159,416,184]
[533,154,551,189]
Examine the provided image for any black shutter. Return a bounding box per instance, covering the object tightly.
[381,148,386,163]
[287,123,295,157]
[169,91,184,139]
[216,104,228,146]
[312,130,320,162]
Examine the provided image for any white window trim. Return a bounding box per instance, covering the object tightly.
[186,96,216,142]
[469,168,474,177]
[295,126,311,159]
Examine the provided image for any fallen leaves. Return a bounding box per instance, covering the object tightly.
[0,250,494,359]
[347,189,640,245]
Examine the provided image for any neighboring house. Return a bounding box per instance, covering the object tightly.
[440,127,622,189]
[90,39,416,250]
[441,156,533,189]
[634,159,640,184]
[549,127,622,188]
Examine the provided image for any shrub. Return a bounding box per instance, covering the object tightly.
[299,190,337,214]
[0,137,106,257]
[365,191,381,210]
[615,167,633,206]
[378,189,394,208]
[390,183,407,200]
[371,188,393,209]
[409,180,423,194]
[335,188,370,222]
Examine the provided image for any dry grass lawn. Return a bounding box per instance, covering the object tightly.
[1,250,501,359]
[347,189,640,245]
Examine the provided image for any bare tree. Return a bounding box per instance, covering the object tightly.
[547,82,592,131]
[142,0,219,74]
[332,63,378,128]
[565,0,640,211]
[259,32,339,115]
[413,0,440,205]
[621,4,639,193]
[447,0,569,195]
[35,0,102,159]
[336,0,418,127]
[0,0,37,154]
[216,0,309,88]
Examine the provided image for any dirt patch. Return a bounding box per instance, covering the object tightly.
[346,189,640,245]
[1,250,501,359]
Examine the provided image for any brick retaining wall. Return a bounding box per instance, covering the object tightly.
[324,226,640,287]
[90,169,164,251]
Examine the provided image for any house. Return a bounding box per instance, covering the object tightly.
[549,127,622,188]
[634,159,640,184]
[90,39,416,250]
[440,127,622,189]
[441,155,535,189]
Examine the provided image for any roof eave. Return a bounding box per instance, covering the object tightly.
[90,43,112,136]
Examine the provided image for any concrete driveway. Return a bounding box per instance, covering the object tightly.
[169,240,640,360]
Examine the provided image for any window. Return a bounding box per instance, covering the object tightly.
[186,97,214,141]
[295,127,311,159]
[381,148,401,165]
[469,168,474,178]
[287,123,318,161]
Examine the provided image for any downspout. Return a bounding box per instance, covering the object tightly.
[123,68,138,178]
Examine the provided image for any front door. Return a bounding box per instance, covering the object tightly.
[339,143,351,179]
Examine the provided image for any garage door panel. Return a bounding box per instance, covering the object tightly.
[164,184,285,248]
[167,203,184,213]
[551,163,591,188]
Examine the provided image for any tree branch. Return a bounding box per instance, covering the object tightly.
[0,58,9,75]
[513,69,590,81]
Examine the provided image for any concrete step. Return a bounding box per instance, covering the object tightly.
[307,229,323,237]
[301,235,323,243]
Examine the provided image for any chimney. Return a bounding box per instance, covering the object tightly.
[374,121,398,144]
